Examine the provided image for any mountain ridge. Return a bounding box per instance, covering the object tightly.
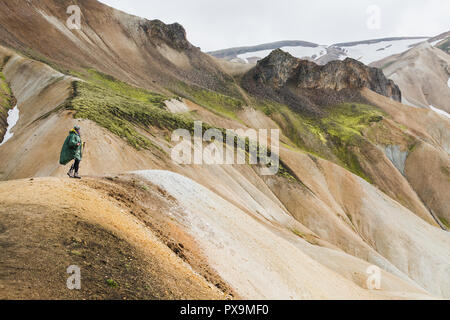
[208,36,431,64]
[242,49,401,104]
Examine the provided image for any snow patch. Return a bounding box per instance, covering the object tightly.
[236,39,425,65]
[0,105,19,146]
[447,78,450,89]
[337,39,425,64]
[429,105,450,119]
[164,99,189,113]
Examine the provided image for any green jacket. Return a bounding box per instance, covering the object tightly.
[59,129,82,165]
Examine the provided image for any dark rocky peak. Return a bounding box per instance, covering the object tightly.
[251,49,301,89]
[139,19,191,50]
[246,49,401,102]
[294,57,401,101]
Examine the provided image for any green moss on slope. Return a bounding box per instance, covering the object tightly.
[439,217,450,230]
[60,70,196,150]
[322,103,384,143]
[437,38,450,54]
[0,72,12,101]
[73,69,169,105]
[59,71,296,183]
[0,59,15,137]
[0,57,13,106]
[256,101,385,182]
[174,82,245,121]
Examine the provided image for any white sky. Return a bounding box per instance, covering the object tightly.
[99,0,450,52]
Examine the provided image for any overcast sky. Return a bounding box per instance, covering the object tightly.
[100,0,450,52]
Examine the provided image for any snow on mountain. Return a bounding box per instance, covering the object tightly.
[430,105,450,119]
[430,39,442,47]
[335,38,426,65]
[371,41,450,113]
[237,45,327,63]
[427,31,450,48]
[210,37,429,65]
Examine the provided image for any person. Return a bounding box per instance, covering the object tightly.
[60,125,83,179]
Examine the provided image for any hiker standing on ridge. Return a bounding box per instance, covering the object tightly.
[60,125,83,179]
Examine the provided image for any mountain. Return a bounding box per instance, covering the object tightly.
[241,49,448,229]
[371,35,450,114]
[0,0,240,97]
[208,40,321,60]
[0,0,449,300]
[242,49,401,109]
[209,37,429,65]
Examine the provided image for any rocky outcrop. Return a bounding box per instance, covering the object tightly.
[138,19,191,50]
[244,49,401,102]
[296,58,401,101]
[249,49,300,89]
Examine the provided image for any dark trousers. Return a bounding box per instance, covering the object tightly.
[70,159,80,173]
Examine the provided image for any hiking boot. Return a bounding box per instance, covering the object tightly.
[73,173,81,179]
[67,170,74,178]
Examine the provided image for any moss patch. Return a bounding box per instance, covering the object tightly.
[439,217,450,230]
[0,59,14,108]
[106,278,119,288]
[278,167,298,182]
[291,228,320,246]
[0,72,13,107]
[0,60,16,139]
[364,119,416,153]
[59,70,198,150]
[255,101,386,182]
[73,69,169,105]
[437,38,450,54]
[441,166,450,180]
[174,82,245,121]
[291,228,306,238]
[322,103,385,141]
